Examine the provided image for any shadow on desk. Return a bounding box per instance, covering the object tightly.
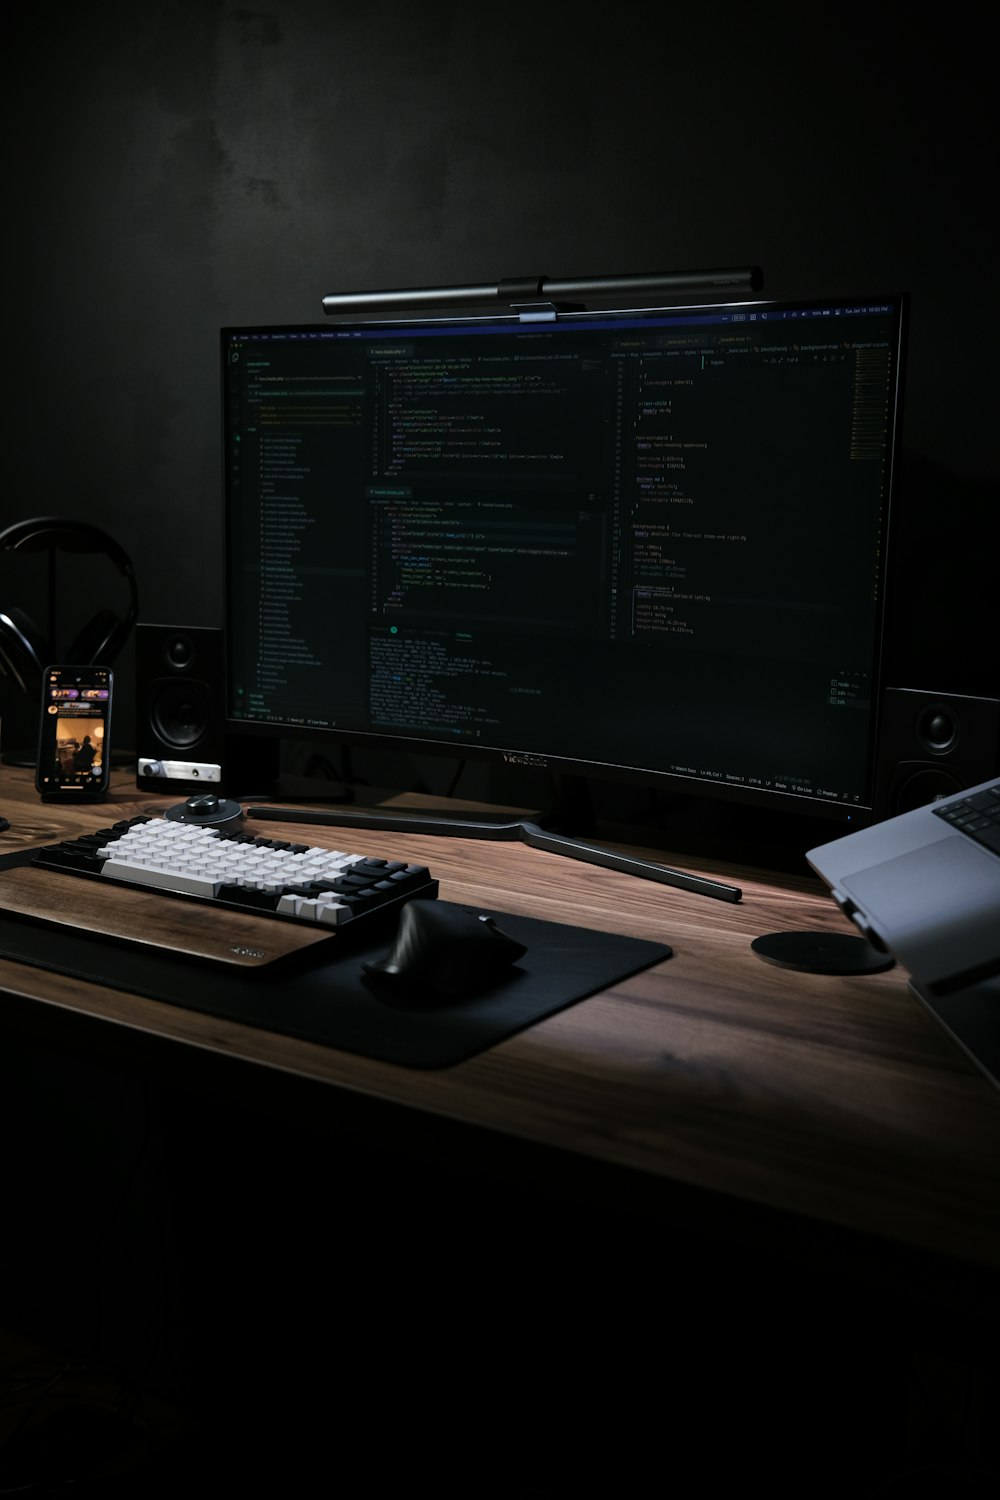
[2,1039,998,1500]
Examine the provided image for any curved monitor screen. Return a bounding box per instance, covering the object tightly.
[223,293,906,825]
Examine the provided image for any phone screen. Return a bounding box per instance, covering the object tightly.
[36,666,113,797]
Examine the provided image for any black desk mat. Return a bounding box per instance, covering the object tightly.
[0,862,671,1068]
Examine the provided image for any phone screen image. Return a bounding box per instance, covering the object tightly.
[36,668,112,795]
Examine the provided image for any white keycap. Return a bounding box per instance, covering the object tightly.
[101,860,225,897]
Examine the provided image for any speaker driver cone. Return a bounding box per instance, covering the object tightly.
[150,678,210,749]
[915,703,959,756]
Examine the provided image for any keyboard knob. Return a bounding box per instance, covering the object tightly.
[164,795,245,831]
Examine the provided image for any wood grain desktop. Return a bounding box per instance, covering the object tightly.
[2,765,999,1495]
[1,765,997,1275]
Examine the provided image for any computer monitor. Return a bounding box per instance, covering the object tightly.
[222,290,907,872]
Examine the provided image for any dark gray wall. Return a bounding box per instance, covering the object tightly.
[3,1,996,750]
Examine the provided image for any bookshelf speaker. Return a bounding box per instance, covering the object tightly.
[135,624,277,796]
[874,687,1000,820]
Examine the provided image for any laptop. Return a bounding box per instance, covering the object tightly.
[807,776,1000,998]
[808,777,1000,1091]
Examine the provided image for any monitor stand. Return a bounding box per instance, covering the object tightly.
[243,771,743,904]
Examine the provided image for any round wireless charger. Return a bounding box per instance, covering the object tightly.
[164,792,245,832]
[751,930,895,975]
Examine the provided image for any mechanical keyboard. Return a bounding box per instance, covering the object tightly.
[30,816,439,932]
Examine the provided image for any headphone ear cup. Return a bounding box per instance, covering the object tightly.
[65,608,123,665]
[0,605,50,693]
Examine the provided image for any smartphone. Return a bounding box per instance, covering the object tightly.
[35,665,113,800]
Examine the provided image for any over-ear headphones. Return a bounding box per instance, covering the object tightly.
[0,514,139,697]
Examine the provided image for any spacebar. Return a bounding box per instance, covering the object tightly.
[100,860,223,897]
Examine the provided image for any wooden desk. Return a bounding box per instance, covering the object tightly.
[3,765,998,1492]
[1,764,998,1275]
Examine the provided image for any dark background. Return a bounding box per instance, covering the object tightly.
[2,0,996,773]
[1,11,997,1488]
